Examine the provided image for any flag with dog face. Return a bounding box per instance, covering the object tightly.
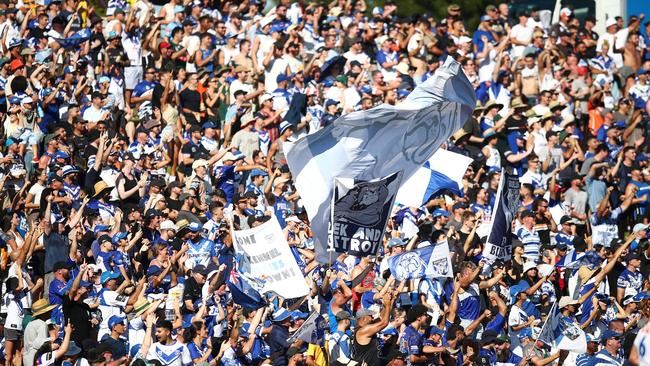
[329,172,402,257]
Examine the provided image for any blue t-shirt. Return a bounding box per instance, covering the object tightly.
[215,165,239,203]
[399,325,424,361]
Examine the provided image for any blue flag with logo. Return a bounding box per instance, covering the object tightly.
[387,241,454,281]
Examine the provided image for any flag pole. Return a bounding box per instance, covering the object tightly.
[533,299,558,349]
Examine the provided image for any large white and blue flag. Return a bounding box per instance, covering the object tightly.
[285,58,476,263]
[538,301,587,353]
[394,149,473,208]
[387,241,454,281]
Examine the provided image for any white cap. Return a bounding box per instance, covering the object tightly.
[560,7,572,17]
[21,96,33,105]
[259,16,273,28]
[605,18,617,28]
[286,215,302,224]
[458,36,472,45]
[160,220,177,231]
[259,93,274,104]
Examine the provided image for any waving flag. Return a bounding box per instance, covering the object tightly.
[483,170,520,261]
[387,241,454,281]
[226,268,266,310]
[286,312,327,346]
[52,28,91,49]
[285,58,475,263]
[394,149,473,208]
[537,301,587,352]
[557,250,602,269]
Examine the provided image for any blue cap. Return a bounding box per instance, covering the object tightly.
[41,87,54,96]
[188,222,202,232]
[107,31,120,39]
[100,270,121,284]
[387,238,405,248]
[600,329,622,342]
[5,137,18,147]
[429,326,444,335]
[276,73,293,83]
[360,85,372,94]
[613,121,626,129]
[202,120,217,129]
[637,68,650,75]
[518,328,532,339]
[397,89,410,98]
[54,151,70,159]
[63,66,75,74]
[509,284,528,297]
[8,96,21,104]
[325,99,339,107]
[225,32,237,39]
[108,315,125,329]
[174,5,184,13]
[291,311,309,321]
[147,265,163,277]
[250,169,268,177]
[432,208,450,217]
[480,15,492,22]
[99,76,110,84]
[112,232,128,244]
[94,224,109,233]
[272,308,291,322]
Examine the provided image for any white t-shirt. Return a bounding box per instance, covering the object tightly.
[146,341,192,366]
[97,290,128,341]
[508,304,527,348]
[510,24,534,58]
[82,105,104,123]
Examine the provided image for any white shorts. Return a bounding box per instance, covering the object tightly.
[124,66,143,90]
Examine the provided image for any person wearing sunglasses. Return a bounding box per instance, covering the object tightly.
[596,329,624,364]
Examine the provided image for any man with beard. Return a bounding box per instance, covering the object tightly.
[495,332,525,366]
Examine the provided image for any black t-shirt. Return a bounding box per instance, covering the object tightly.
[62,295,93,345]
[167,197,182,211]
[182,277,202,314]
[180,88,201,113]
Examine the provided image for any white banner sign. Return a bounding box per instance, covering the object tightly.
[231,217,310,299]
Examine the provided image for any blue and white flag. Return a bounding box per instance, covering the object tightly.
[285,58,475,263]
[387,241,454,281]
[395,149,473,208]
[557,250,601,269]
[286,312,327,346]
[483,170,520,261]
[537,301,587,353]
[52,28,91,49]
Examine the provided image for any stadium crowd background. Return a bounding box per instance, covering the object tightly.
[2,0,650,365]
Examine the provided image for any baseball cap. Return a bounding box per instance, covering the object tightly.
[250,169,268,177]
[432,208,450,218]
[108,315,125,329]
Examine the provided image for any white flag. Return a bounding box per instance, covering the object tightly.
[285,58,476,263]
[230,216,310,299]
[395,149,473,208]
